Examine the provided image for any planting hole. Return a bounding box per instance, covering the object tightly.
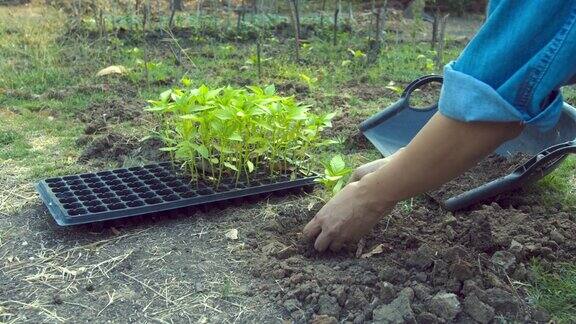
[75,189,93,196]
[96,171,113,176]
[127,181,145,188]
[126,200,145,207]
[163,194,179,201]
[156,189,173,196]
[120,194,139,202]
[88,205,107,213]
[117,189,133,196]
[63,202,82,209]
[132,186,148,193]
[82,200,102,207]
[144,197,163,205]
[197,188,214,196]
[88,182,105,189]
[138,192,155,199]
[105,179,122,186]
[107,203,126,210]
[102,197,121,204]
[68,208,88,216]
[179,191,197,198]
[93,187,111,194]
[110,185,128,191]
[70,184,88,191]
[60,197,78,204]
[48,181,66,189]
[149,184,167,191]
[56,192,74,199]
[78,194,97,202]
[97,192,115,199]
[63,175,80,181]
[45,178,63,184]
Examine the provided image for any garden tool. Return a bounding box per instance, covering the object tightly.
[360,75,576,211]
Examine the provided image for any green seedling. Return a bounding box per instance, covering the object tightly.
[299,73,318,89]
[316,155,353,195]
[146,84,335,187]
[348,48,367,59]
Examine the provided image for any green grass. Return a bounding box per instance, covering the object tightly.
[536,156,576,210]
[529,261,576,323]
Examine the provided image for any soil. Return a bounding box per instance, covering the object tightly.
[78,132,167,166]
[324,110,371,151]
[429,153,532,204]
[345,83,397,102]
[247,194,575,323]
[4,180,573,322]
[276,81,310,98]
[77,98,146,125]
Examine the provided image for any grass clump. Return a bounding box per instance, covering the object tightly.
[529,261,576,323]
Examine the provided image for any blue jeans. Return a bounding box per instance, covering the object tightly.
[439,0,576,132]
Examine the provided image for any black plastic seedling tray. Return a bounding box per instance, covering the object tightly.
[36,162,318,226]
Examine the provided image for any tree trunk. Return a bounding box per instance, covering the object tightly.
[333,0,340,46]
[173,0,183,11]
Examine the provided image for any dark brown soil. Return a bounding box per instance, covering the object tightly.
[247,194,574,323]
[3,176,574,322]
[276,81,309,98]
[345,83,397,102]
[324,110,371,151]
[429,153,532,203]
[78,132,166,166]
[77,98,146,125]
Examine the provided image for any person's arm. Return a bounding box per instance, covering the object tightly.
[303,112,523,252]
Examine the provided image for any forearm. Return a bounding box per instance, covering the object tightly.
[359,112,524,206]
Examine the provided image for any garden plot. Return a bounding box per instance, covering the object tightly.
[1,2,575,323]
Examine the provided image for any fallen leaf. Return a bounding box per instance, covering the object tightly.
[96,65,127,77]
[225,228,238,240]
[111,227,121,235]
[361,244,386,259]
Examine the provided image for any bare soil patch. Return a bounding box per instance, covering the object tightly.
[429,153,532,204]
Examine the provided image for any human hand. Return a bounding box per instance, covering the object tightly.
[303,181,395,252]
[349,149,403,183]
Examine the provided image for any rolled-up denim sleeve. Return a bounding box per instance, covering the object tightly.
[439,1,576,132]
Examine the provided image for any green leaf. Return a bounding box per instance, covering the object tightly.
[159,147,178,152]
[195,145,209,158]
[264,84,276,96]
[159,89,172,102]
[246,160,254,173]
[224,162,238,171]
[329,155,346,172]
[180,114,200,121]
[228,132,243,142]
[333,179,345,194]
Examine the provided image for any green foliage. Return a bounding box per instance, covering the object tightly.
[0,130,21,146]
[147,83,335,185]
[529,261,576,323]
[316,155,353,194]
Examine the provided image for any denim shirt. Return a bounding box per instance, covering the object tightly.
[439,0,576,132]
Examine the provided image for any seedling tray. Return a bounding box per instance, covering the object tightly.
[36,162,318,226]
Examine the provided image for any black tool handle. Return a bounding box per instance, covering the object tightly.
[402,75,443,111]
[444,140,576,211]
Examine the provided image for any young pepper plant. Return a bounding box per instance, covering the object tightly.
[146,82,335,187]
[315,155,353,195]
